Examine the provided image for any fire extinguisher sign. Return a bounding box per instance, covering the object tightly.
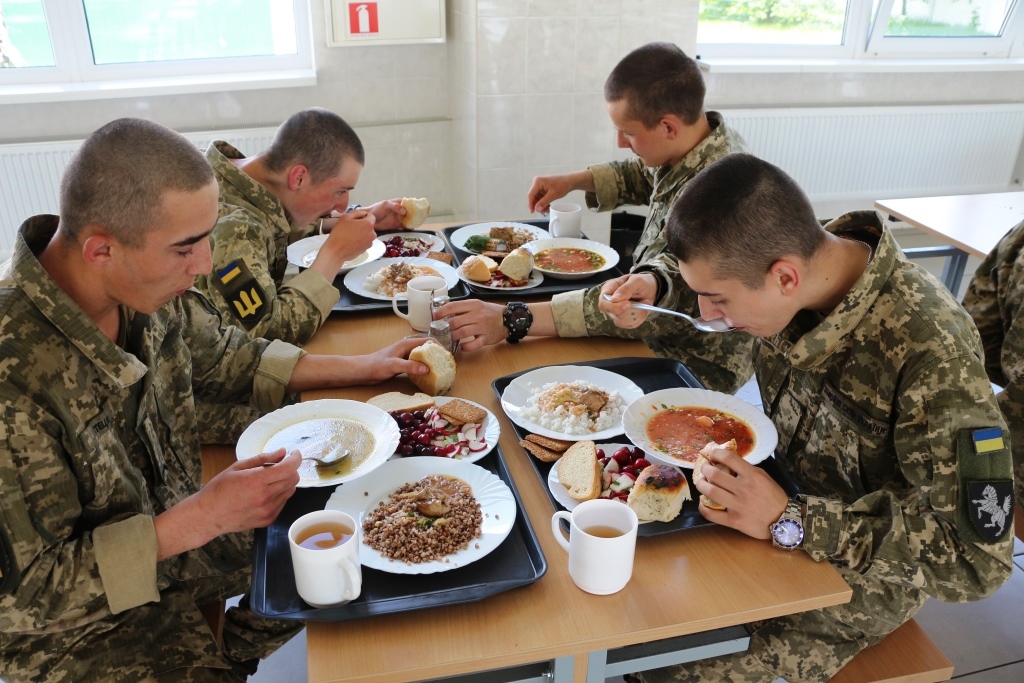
[348,2,379,35]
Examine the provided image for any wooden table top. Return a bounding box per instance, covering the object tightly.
[875,191,1024,258]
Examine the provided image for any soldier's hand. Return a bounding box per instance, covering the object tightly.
[365,199,407,230]
[598,273,658,329]
[434,299,507,351]
[202,448,302,532]
[527,174,574,214]
[693,447,789,540]
[319,210,377,264]
[359,337,431,383]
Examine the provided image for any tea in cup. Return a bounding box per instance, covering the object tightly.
[392,275,448,332]
[551,498,638,595]
[288,509,362,607]
[548,202,583,239]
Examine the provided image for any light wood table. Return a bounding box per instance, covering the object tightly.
[293,310,850,683]
[875,191,1024,296]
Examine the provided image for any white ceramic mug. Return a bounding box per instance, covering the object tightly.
[549,202,583,239]
[392,275,448,331]
[288,509,362,608]
[551,499,638,595]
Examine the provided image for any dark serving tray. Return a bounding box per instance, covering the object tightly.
[439,220,630,299]
[491,357,799,538]
[329,229,471,312]
[250,447,546,622]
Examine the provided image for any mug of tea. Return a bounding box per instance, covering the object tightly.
[288,509,362,608]
[548,202,583,239]
[551,498,638,595]
[392,275,448,332]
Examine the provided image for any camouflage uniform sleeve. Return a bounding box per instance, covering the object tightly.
[801,354,1015,602]
[204,211,339,344]
[585,160,654,211]
[0,408,159,629]
[181,291,305,414]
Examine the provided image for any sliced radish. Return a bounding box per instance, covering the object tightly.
[468,440,488,452]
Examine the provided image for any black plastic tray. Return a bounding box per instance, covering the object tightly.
[439,220,630,299]
[250,447,547,622]
[330,229,471,312]
[491,357,798,538]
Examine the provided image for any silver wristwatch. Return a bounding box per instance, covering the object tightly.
[770,501,805,551]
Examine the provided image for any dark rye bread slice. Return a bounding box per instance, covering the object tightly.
[438,398,486,426]
[520,439,563,463]
[524,433,573,452]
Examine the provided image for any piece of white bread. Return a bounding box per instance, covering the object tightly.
[557,440,601,501]
[627,464,690,522]
[408,340,457,396]
[498,247,534,282]
[692,439,737,511]
[367,391,435,414]
[461,254,498,282]
[399,197,430,229]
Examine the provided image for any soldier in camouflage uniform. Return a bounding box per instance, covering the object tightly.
[603,155,1015,683]
[437,42,754,394]
[962,219,1024,505]
[0,119,428,683]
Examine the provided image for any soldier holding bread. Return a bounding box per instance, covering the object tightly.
[601,154,1015,683]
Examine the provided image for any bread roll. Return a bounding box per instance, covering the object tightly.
[400,197,430,229]
[461,254,497,282]
[367,391,435,413]
[498,247,534,282]
[627,464,689,522]
[408,340,456,395]
[557,440,601,501]
[692,439,737,511]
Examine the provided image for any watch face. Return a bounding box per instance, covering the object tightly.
[773,519,804,548]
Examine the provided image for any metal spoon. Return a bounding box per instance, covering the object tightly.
[601,293,736,333]
[263,449,351,468]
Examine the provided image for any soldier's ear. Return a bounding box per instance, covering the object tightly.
[287,164,310,191]
[769,259,801,295]
[80,228,115,266]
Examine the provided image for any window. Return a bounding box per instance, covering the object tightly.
[696,0,1024,60]
[0,0,313,99]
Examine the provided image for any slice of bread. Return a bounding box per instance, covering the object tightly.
[408,340,457,396]
[480,250,508,261]
[425,251,453,265]
[498,247,534,282]
[557,440,601,501]
[627,464,689,522]
[524,433,573,452]
[438,398,486,426]
[400,197,430,229]
[520,439,563,463]
[367,391,435,414]
[462,254,497,282]
[692,439,737,511]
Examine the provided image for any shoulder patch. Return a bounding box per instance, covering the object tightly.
[211,260,268,331]
[971,427,1005,454]
[966,481,1014,543]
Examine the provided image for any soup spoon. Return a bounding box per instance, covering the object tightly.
[601,294,735,333]
[263,449,351,468]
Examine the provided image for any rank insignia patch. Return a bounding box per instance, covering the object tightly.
[211,260,267,331]
[967,480,1014,542]
[972,427,1005,454]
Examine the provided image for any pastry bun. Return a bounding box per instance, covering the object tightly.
[400,197,431,229]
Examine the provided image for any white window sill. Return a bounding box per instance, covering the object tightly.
[0,69,317,105]
[696,57,1024,74]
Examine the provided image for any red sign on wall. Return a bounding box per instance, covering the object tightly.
[348,2,379,34]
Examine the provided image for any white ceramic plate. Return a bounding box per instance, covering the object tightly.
[392,396,499,464]
[455,263,544,291]
[379,232,445,255]
[286,236,387,274]
[500,366,644,442]
[449,221,549,254]
[235,399,400,488]
[546,443,683,524]
[523,237,621,281]
[342,257,460,301]
[622,388,778,469]
[325,457,516,574]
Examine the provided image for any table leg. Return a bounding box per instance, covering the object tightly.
[550,655,575,683]
[940,250,969,298]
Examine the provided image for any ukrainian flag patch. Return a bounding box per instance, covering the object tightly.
[218,262,242,284]
[210,259,267,331]
[972,427,1005,454]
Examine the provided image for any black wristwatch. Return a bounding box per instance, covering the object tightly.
[503,302,533,343]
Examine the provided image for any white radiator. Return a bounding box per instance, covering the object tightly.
[720,103,1024,204]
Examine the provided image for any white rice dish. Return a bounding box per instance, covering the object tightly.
[363,262,439,297]
[519,380,625,435]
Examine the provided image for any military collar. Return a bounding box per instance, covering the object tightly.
[650,111,731,204]
[10,216,148,387]
[207,141,295,235]
[776,210,899,370]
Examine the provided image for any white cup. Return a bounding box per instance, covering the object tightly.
[392,275,448,331]
[288,509,362,608]
[551,499,638,595]
[549,202,583,239]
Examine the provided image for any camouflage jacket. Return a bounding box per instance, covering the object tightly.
[753,211,1013,636]
[0,217,304,677]
[962,218,1024,504]
[194,141,339,344]
[551,112,754,393]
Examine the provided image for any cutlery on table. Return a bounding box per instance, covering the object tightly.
[600,293,735,332]
[263,449,351,468]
